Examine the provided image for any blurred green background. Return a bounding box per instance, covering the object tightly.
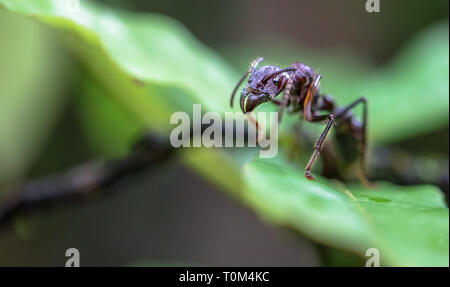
[0,0,448,266]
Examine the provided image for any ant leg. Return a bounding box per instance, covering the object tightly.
[304,114,335,180]
[303,74,322,121]
[335,97,371,186]
[271,98,281,106]
[278,80,293,122]
[246,113,264,144]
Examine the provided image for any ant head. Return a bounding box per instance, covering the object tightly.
[240,65,282,113]
[230,58,295,113]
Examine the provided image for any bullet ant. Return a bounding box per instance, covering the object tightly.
[231,57,370,184]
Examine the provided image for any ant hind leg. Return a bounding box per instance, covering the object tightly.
[335,97,372,187]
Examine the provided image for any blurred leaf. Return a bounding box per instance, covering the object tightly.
[76,70,143,158]
[0,0,236,116]
[243,155,449,266]
[0,10,68,185]
[358,23,449,143]
[319,247,366,267]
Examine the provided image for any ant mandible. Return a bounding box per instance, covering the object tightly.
[230,57,370,184]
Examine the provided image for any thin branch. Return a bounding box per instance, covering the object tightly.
[0,134,175,226]
[0,122,255,226]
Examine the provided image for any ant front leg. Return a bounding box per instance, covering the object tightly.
[302,74,337,180]
[304,114,336,180]
[246,113,264,144]
[277,80,293,122]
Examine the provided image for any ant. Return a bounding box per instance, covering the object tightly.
[231,57,370,184]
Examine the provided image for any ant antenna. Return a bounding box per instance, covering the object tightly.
[250,57,264,73]
[230,57,264,108]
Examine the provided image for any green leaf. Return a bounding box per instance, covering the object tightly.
[0,0,236,116]
[357,23,449,143]
[76,70,143,157]
[0,10,68,185]
[243,155,449,266]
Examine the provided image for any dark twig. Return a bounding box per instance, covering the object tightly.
[0,134,175,226]
[0,122,253,227]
